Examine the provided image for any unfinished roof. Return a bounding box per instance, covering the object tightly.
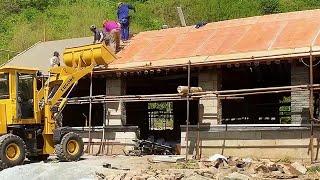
[110,9,320,70]
[4,9,320,72]
[4,37,92,72]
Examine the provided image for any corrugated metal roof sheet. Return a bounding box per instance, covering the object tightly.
[4,37,92,72]
[111,9,320,69]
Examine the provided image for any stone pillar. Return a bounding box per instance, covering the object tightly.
[198,69,219,125]
[106,79,125,125]
[291,62,309,124]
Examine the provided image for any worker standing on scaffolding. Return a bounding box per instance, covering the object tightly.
[117,2,135,41]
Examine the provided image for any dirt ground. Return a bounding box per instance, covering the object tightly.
[0,155,319,180]
[0,155,149,180]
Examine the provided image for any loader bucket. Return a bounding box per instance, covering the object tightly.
[63,43,117,67]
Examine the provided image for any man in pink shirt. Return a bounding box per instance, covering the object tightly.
[103,20,121,52]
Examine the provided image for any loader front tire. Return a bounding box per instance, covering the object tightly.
[55,132,83,162]
[0,134,26,169]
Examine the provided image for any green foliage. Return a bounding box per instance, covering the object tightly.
[276,156,292,163]
[2,0,320,64]
[175,159,199,169]
[260,0,280,14]
[307,166,320,173]
[148,102,174,130]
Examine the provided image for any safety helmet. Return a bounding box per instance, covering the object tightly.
[117,2,123,7]
[90,25,97,31]
[53,51,59,57]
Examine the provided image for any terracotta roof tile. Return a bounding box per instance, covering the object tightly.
[113,9,320,68]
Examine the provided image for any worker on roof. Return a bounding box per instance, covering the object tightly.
[103,19,121,52]
[50,51,60,67]
[117,2,135,41]
[90,25,106,44]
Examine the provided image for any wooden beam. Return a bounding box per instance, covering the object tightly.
[177,7,187,27]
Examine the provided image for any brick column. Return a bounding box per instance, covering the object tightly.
[106,79,125,125]
[198,69,219,125]
[291,62,309,124]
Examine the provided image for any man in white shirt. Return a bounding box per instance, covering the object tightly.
[50,51,60,67]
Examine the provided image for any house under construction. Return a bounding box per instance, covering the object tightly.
[5,9,320,161]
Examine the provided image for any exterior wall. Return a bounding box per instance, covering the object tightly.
[198,69,219,125]
[291,62,310,124]
[181,125,319,161]
[78,127,138,155]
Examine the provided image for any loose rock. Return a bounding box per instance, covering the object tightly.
[290,162,307,175]
[224,172,251,180]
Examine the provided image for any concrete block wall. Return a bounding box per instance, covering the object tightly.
[80,128,138,155]
[181,126,320,161]
[198,70,219,125]
[291,62,310,124]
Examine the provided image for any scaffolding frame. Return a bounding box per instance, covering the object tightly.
[70,51,319,162]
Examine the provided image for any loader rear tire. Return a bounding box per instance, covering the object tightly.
[55,132,83,162]
[0,134,26,169]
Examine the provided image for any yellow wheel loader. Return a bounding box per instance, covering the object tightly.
[0,43,116,169]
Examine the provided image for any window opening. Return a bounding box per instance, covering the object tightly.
[17,73,34,119]
[148,102,174,130]
[0,73,9,99]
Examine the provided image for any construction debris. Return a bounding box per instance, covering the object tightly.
[207,154,228,162]
[128,139,175,156]
[290,162,307,175]
[224,172,250,180]
[0,155,319,180]
[151,155,185,163]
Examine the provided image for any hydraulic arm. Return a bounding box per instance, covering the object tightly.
[38,42,116,154]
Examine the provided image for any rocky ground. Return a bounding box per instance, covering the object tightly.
[0,154,319,180]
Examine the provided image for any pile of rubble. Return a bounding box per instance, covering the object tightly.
[199,154,310,179]
[96,154,320,180]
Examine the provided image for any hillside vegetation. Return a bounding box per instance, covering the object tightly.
[1,0,320,63]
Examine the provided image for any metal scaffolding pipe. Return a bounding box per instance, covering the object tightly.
[185,61,191,160]
[309,47,315,163]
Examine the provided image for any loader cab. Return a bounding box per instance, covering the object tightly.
[0,66,40,130]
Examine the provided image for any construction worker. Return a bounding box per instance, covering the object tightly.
[103,20,121,52]
[117,2,135,41]
[50,51,60,67]
[90,25,106,44]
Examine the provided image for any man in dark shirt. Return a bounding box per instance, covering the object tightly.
[90,25,106,44]
[117,2,135,41]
